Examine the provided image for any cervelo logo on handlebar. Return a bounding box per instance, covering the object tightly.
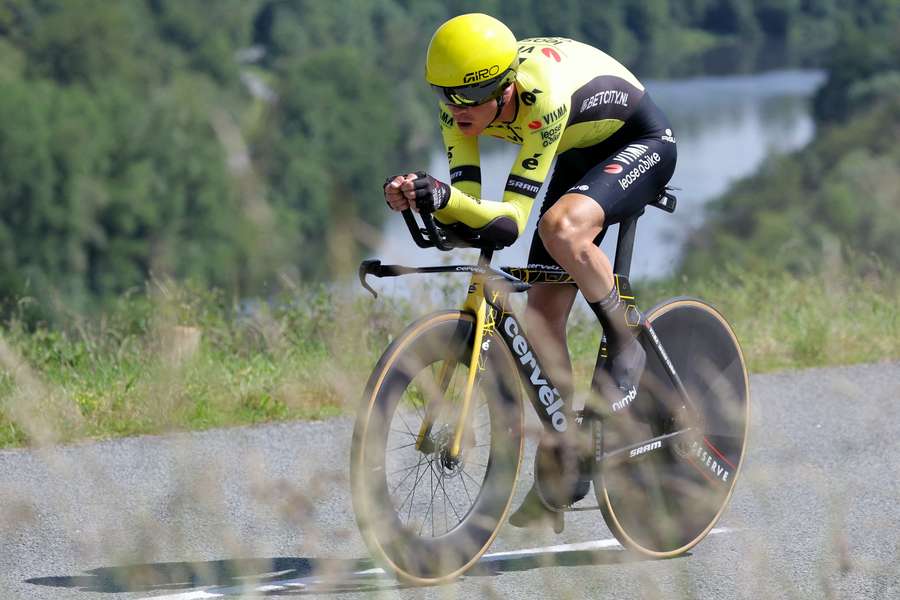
[503,316,567,432]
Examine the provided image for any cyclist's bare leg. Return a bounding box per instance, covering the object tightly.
[525,280,594,462]
[537,193,611,301]
[509,283,584,529]
[523,283,578,402]
[538,193,646,412]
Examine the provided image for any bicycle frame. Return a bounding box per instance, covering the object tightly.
[358,199,699,469]
[360,262,699,469]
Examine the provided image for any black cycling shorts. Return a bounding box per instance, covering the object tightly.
[527,94,677,271]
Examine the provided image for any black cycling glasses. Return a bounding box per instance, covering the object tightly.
[431,67,517,107]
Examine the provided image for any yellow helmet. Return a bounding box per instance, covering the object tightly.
[426,13,519,107]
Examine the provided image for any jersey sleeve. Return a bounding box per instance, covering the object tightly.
[432,104,522,246]
[439,106,482,200]
[433,105,479,227]
[435,95,569,245]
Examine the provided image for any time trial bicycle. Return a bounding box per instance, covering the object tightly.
[351,188,750,584]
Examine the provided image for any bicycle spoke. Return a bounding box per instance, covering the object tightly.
[389,457,425,481]
[419,460,439,536]
[395,457,425,516]
[389,468,420,514]
[389,429,416,439]
[396,456,429,522]
[387,440,420,452]
[395,409,418,439]
[432,463,462,523]
[461,467,484,491]
[433,467,441,536]
[458,467,473,504]
[443,474,449,534]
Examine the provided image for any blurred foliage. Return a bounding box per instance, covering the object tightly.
[0,276,414,446]
[679,1,900,279]
[0,0,894,315]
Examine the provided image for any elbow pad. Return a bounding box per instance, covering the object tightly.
[441,216,519,248]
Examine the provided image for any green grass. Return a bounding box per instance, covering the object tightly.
[0,278,411,448]
[0,265,897,449]
[637,264,900,373]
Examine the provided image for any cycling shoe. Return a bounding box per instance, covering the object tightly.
[508,486,565,533]
[603,337,646,414]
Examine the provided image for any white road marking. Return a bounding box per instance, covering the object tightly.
[141,528,735,599]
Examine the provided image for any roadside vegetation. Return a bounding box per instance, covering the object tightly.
[0,278,406,448]
[1,260,897,449]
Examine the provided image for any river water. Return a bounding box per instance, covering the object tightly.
[376,69,825,282]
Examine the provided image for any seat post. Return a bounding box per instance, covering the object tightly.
[612,209,642,278]
[478,248,494,267]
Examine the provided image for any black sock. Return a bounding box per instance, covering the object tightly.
[588,286,633,355]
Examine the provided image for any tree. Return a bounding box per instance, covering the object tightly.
[259,46,404,278]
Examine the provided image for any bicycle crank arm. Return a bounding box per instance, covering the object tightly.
[597,427,695,469]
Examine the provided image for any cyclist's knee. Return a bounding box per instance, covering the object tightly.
[538,194,605,257]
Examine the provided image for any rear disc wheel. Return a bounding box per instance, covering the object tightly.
[597,298,750,556]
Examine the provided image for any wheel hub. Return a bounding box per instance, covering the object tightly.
[426,426,463,476]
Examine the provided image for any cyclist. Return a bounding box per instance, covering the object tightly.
[383,13,677,527]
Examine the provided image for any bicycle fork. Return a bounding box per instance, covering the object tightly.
[415,271,492,460]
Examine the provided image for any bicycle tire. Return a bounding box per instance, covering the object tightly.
[351,311,524,584]
[597,297,750,557]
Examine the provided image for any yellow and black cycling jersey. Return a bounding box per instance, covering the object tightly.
[435,37,646,240]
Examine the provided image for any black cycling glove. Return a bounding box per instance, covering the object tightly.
[411,171,451,213]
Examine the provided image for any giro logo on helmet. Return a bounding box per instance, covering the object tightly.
[463,65,500,84]
[426,14,519,106]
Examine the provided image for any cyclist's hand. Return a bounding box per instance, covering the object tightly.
[383,174,413,212]
[406,171,450,213]
[384,172,451,214]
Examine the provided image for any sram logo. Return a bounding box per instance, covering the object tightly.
[629,440,662,458]
[503,316,567,432]
[463,64,500,84]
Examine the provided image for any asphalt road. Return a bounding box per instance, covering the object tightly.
[1,361,898,599]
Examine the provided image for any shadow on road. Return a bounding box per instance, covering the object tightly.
[25,557,376,594]
[26,545,673,595]
[471,546,670,577]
